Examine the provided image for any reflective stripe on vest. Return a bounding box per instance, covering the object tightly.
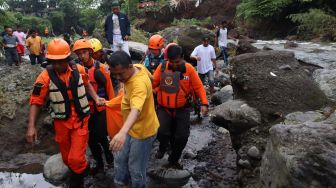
[47,63,90,120]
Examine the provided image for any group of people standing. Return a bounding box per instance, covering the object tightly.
[1,25,44,66]
[23,1,232,188]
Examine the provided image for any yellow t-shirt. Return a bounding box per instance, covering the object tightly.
[26,36,42,55]
[122,64,159,139]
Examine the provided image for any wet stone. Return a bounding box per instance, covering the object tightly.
[247,146,260,159]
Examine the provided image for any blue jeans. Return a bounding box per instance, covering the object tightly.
[220,46,228,67]
[114,134,156,188]
[198,70,214,87]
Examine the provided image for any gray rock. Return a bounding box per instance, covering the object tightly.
[247,146,260,159]
[314,68,336,101]
[218,127,230,135]
[284,111,325,125]
[235,40,259,55]
[279,65,292,70]
[262,46,273,51]
[43,153,70,183]
[260,121,336,188]
[211,100,261,133]
[148,168,191,185]
[210,89,233,105]
[238,159,251,169]
[284,41,298,49]
[161,25,214,63]
[7,83,16,92]
[220,85,233,93]
[183,148,197,159]
[231,50,329,117]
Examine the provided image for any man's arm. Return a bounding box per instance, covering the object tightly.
[110,108,140,152]
[85,83,105,105]
[26,104,42,145]
[190,47,200,61]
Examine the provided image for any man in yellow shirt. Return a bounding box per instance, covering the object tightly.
[107,51,159,187]
[26,30,44,65]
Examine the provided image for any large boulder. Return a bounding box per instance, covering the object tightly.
[44,153,70,183]
[235,39,259,55]
[161,25,214,63]
[210,85,233,105]
[260,117,336,188]
[211,100,261,134]
[231,50,330,119]
[314,68,336,101]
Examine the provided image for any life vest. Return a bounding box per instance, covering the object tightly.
[46,62,90,120]
[147,53,165,74]
[157,61,190,109]
[84,60,108,113]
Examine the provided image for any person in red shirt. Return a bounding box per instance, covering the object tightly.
[26,38,105,188]
[152,44,209,169]
[73,39,115,176]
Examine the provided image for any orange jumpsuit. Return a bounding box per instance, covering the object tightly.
[30,64,90,174]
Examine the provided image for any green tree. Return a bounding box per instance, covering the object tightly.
[59,0,80,33]
[49,11,65,34]
[79,8,99,34]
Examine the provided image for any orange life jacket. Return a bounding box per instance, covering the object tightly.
[157,61,191,108]
[87,60,108,112]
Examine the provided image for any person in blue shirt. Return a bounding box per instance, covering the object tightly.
[143,34,165,74]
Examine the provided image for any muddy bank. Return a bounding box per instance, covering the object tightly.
[0,62,58,172]
[138,0,238,32]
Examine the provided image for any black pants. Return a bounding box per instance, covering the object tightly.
[29,54,44,65]
[88,110,113,167]
[157,106,190,163]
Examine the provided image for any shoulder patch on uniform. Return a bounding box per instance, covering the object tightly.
[32,82,44,96]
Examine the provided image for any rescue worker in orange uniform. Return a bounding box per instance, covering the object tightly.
[153,44,209,169]
[143,34,165,74]
[73,39,115,176]
[26,38,105,188]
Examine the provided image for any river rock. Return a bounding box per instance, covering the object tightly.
[284,41,298,48]
[238,159,251,169]
[247,146,260,159]
[235,39,259,55]
[43,153,70,183]
[314,68,336,101]
[148,168,191,185]
[260,120,336,188]
[210,89,233,105]
[231,50,330,118]
[161,25,214,64]
[211,100,261,134]
[284,111,325,125]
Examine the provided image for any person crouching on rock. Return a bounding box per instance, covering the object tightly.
[26,38,106,188]
[107,51,159,187]
[152,44,209,169]
[73,39,115,177]
[143,34,165,74]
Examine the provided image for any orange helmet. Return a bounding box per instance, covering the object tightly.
[164,42,178,60]
[73,39,93,52]
[46,38,71,60]
[148,34,164,50]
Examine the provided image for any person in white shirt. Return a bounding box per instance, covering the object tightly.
[215,20,230,67]
[190,35,218,94]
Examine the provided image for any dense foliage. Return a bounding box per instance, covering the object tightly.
[236,0,336,40]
